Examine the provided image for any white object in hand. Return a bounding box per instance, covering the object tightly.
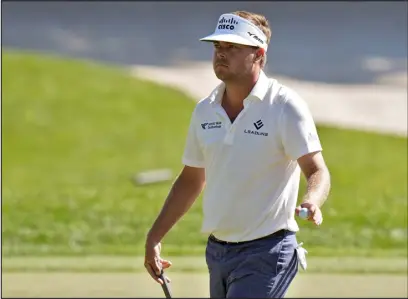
[299,208,309,219]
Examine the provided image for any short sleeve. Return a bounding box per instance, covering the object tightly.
[182,108,205,168]
[280,92,322,160]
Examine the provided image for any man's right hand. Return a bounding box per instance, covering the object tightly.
[144,241,172,285]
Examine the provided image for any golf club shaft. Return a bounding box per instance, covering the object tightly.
[159,272,172,298]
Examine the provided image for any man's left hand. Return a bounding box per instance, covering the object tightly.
[295,202,323,226]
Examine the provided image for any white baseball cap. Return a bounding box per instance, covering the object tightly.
[200,13,268,52]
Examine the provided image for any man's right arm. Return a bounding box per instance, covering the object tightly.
[144,105,205,282]
[146,165,205,245]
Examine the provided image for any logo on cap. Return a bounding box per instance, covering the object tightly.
[248,32,264,44]
[218,17,238,30]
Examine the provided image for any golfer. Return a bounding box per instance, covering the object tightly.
[145,10,331,298]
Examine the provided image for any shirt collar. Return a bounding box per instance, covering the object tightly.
[250,70,270,101]
[209,70,270,104]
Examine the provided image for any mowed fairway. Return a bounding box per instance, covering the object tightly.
[3,272,407,298]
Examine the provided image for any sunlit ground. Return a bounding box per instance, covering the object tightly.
[3,272,407,298]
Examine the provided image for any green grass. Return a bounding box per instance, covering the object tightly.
[3,273,407,298]
[2,256,407,274]
[2,50,407,257]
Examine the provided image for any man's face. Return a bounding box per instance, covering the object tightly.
[212,41,258,82]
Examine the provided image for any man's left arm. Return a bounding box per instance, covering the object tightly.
[279,91,331,225]
[296,151,331,225]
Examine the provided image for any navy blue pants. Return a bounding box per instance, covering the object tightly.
[205,230,299,298]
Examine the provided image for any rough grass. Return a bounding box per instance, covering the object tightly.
[2,50,407,257]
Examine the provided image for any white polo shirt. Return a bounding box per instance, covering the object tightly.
[182,71,322,242]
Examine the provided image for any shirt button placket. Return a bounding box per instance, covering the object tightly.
[223,98,251,145]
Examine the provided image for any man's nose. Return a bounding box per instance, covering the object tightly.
[216,50,227,59]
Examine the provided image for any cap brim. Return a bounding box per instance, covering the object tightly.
[200,33,258,47]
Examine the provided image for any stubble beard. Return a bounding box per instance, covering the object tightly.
[214,65,236,82]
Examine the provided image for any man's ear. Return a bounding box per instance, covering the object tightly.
[254,48,265,61]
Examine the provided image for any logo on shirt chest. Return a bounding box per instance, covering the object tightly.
[201,121,222,130]
[244,119,269,136]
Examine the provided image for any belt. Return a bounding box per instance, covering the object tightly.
[209,229,288,245]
